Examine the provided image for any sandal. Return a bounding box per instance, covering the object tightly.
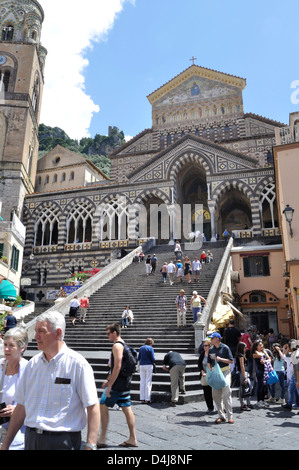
[215,418,226,424]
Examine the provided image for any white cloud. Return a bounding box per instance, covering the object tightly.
[40,0,132,139]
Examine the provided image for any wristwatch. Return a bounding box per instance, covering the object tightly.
[85,443,97,450]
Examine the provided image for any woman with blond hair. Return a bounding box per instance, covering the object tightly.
[0,327,28,449]
[138,338,156,404]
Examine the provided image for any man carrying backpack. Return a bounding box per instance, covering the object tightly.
[97,323,138,448]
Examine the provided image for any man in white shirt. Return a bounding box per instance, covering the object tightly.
[0,311,100,451]
[167,261,176,285]
[192,257,202,282]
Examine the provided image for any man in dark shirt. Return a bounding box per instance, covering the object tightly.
[223,319,241,357]
[208,332,234,424]
[4,312,17,333]
[162,351,186,406]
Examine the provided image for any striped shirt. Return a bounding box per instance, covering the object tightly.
[14,343,98,432]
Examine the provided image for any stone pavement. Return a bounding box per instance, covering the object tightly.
[81,395,299,454]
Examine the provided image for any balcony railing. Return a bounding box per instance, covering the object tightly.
[275,125,299,145]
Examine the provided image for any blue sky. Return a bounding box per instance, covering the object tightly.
[40,0,299,140]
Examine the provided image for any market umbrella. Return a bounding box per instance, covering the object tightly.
[0,280,17,300]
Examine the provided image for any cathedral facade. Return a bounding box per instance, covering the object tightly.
[21,64,285,305]
[0,1,286,307]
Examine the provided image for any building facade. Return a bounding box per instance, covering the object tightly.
[0,0,46,294]
[20,62,287,314]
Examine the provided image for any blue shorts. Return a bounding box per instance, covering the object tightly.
[100,388,131,408]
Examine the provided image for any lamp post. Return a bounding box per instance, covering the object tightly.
[283,204,295,238]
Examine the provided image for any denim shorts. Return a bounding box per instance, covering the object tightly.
[100,388,131,408]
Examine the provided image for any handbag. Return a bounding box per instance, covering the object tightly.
[206,362,227,390]
[267,370,279,385]
[200,374,208,387]
[240,381,251,398]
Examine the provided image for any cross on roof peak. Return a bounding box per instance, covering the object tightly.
[190,56,197,65]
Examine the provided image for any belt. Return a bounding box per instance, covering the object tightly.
[28,427,80,436]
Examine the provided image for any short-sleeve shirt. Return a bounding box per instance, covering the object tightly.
[208,342,233,369]
[14,343,98,432]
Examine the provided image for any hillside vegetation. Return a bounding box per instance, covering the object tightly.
[38,124,126,177]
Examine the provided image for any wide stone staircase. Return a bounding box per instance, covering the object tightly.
[25,242,227,403]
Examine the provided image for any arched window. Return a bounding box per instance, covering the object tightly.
[259,182,278,229]
[249,292,266,303]
[61,173,66,182]
[66,202,93,243]
[167,134,172,146]
[232,124,238,139]
[34,206,60,246]
[2,25,14,41]
[97,197,129,241]
[70,171,75,180]
[224,125,230,139]
[266,151,273,165]
[159,135,164,150]
[32,78,40,113]
[209,127,215,142]
[53,174,57,183]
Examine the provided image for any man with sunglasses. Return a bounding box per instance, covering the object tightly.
[97,323,138,448]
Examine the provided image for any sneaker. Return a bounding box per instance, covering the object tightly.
[263,401,270,408]
[282,403,293,410]
[276,398,285,405]
[266,397,276,403]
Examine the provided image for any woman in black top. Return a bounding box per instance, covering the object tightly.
[236,342,252,411]
[198,339,214,414]
[251,340,271,408]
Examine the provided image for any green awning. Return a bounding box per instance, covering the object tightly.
[0,280,17,300]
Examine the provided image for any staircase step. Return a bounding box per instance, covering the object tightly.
[24,243,226,402]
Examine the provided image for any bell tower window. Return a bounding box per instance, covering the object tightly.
[0,70,10,92]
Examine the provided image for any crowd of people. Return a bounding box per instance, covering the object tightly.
[0,309,298,450]
[142,248,213,287]
[197,321,299,423]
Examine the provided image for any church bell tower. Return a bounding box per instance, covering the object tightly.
[0,0,47,222]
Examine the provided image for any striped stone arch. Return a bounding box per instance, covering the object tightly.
[31,200,62,218]
[31,201,62,248]
[134,188,170,205]
[212,180,254,208]
[60,197,96,245]
[62,196,96,214]
[167,151,213,182]
[94,193,132,242]
[254,176,278,230]
[22,205,35,250]
[254,175,276,198]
